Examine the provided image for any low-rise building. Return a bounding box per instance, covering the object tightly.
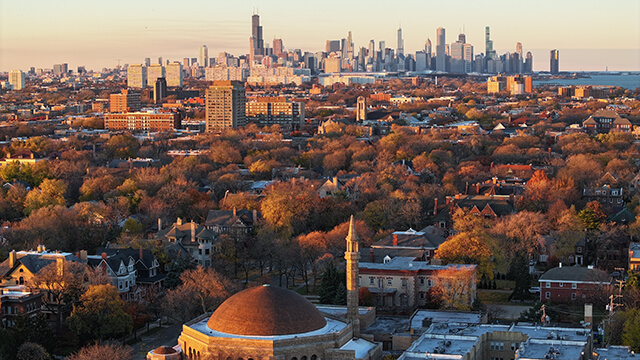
[538,265,611,303]
[0,286,43,329]
[245,96,305,131]
[359,257,477,312]
[204,208,259,242]
[583,109,631,133]
[87,251,138,300]
[156,218,217,267]
[629,242,640,271]
[104,110,181,132]
[582,184,624,209]
[368,227,446,264]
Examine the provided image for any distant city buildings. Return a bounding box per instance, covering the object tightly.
[245,96,305,131]
[200,45,209,67]
[104,110,181,132]
[205,81,246,131]
[487,75,533,95]
[166,62,183,87]
[110,89,141,113]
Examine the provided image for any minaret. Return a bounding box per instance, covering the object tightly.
[345,215,360,337]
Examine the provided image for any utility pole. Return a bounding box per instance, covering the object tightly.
[604,278,625,345]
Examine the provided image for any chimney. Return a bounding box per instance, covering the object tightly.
[56,257,64,276]
[139,248,144,260]
[176,217,182,226]
[80,250,87,261]
[559,262,562,268]
[476,183,480,194]
[233,207,237,218]
[465,182,469,194]
[158,218,162,231]
[393,234,398,246]
[252,209,257,224]
[101,252,107,260]
[493,177,497,185]
[584,303,593,330]
[433,198,438,215]
[9,250,16,268]
[370,248,374,262]
[191,221,196,242]
[509,193,514,205]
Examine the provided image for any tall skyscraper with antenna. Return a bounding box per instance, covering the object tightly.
[250,12,264,64]
[397,26,404,57]
[550,49,559,74]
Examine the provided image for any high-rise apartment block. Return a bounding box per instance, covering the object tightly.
[273,39,284,57]
[245,97,305,131]
[9,70,25,90]
[147,64,165,85]
[53,63,68,76]
[487,75,533,95]
[110,89,141,113]
[550,49,559,74]
[127,64,147,89]
[154,77,167,104]
[205,81,246,132]
[166,62,183,87]
[326,40,341,54]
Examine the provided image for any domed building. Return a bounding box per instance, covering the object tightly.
[177,285,380,360]
[174,217,381,360]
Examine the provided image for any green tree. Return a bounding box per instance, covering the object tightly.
[67,284,133,342]
[318,263,346,305]
[622,308,640,351]
[23,178,67,215]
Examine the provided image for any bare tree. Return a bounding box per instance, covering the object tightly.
[67,342,135,360]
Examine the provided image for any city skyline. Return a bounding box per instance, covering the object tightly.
[1,0,639,72]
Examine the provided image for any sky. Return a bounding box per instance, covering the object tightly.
[1,0,639,72]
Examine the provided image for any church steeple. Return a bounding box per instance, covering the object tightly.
[345,215,360,337]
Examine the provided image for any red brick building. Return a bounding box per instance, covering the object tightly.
[0,286,43,329]
[104,110,180,132]
[538,265,611,303]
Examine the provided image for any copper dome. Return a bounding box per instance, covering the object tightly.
[207,285,327,336]
[154,346,177,354]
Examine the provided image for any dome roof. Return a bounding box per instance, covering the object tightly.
[207,285,327,336]
[154,346,177,354]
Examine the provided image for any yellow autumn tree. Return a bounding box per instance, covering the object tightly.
[435,231,495,280]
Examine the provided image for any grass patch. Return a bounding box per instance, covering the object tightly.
[478,290,511,304]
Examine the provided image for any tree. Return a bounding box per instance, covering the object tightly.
[23,178,67,215]
[492,211,551,259]
[67,284,133,342]
[260,180,320,238]
[67,342,135,360]
[622,308,640,351]
[31,261,86,331]
[16,343,50,360]
[318,262,346,305]
[435,231,495,279]
[431,267,477,310]
[162,267,235,322]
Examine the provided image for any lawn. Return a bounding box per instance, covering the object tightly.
[477,290,511,304]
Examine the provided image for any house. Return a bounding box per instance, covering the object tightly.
[490,163,535,180]
[582,109,631,133]
[0,150,48,167]
[318,176,358,199]
[0,286,43,329]
[445,194,517,220]
[582,184,624,209]
[538,264,611,303]
[86,251,138,301]
[204,208,259,242]
[466,177,526,197]
[93,247,165,299]
[359,257,477,312]
[629,243,640,271]
[156,218,217,267]
[0,247,82,287]
[368,227,446,264]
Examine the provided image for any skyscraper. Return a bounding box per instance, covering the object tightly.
[397,26,404,57]
[200,45,209,67]
[524,52,534,73]
[485,27,495,59]
[166,62,183,87]
[515,42,524,74]
[127,64,147,89]
[147,64,165,85]
[206,81,246,132]
[425,38,432,69]
[550,49,559,74]
[9,70,25,90]
[436,27,446,72]
[325,40,341,54]
[273,38,284,57]
[346,31,354,59]
[249,14,264,63]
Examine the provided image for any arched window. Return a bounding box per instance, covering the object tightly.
[19,277,24,285]
[302,356,308,360]
[311,356,318,360]
[292,357,298,360]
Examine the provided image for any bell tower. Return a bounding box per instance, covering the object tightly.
[345,215,360,337]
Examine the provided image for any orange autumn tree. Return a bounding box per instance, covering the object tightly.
[435,231,495,280]
[431,266,477,310]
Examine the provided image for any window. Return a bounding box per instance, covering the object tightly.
[545,292,551,299]
[419,278,425,285]
[546,282,551,288]
[369,277,375,285]
[572,283,577,289]
[571,293,576,300]
[559,282,563,287]
[510,343,517,351]
[387,278,393,286]
[427,279,432,287]
[401,278,407,288]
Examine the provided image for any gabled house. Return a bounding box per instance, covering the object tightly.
[87,251,137,300]
[369,227,446,264]
[539,264,611,303]
[205,208,259,242]
[0,247,82,288]
[94,247,166,298]
[583,109,631,133]
[445,194,517,220]
[156,218,217,267]
[582,184,624,209]
[318,176,358,199]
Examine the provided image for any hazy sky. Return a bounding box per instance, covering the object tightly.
[1,0,639,72]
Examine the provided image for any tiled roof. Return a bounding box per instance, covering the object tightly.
[539,265,609,283]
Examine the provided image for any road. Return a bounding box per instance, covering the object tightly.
[130,322,183,360]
